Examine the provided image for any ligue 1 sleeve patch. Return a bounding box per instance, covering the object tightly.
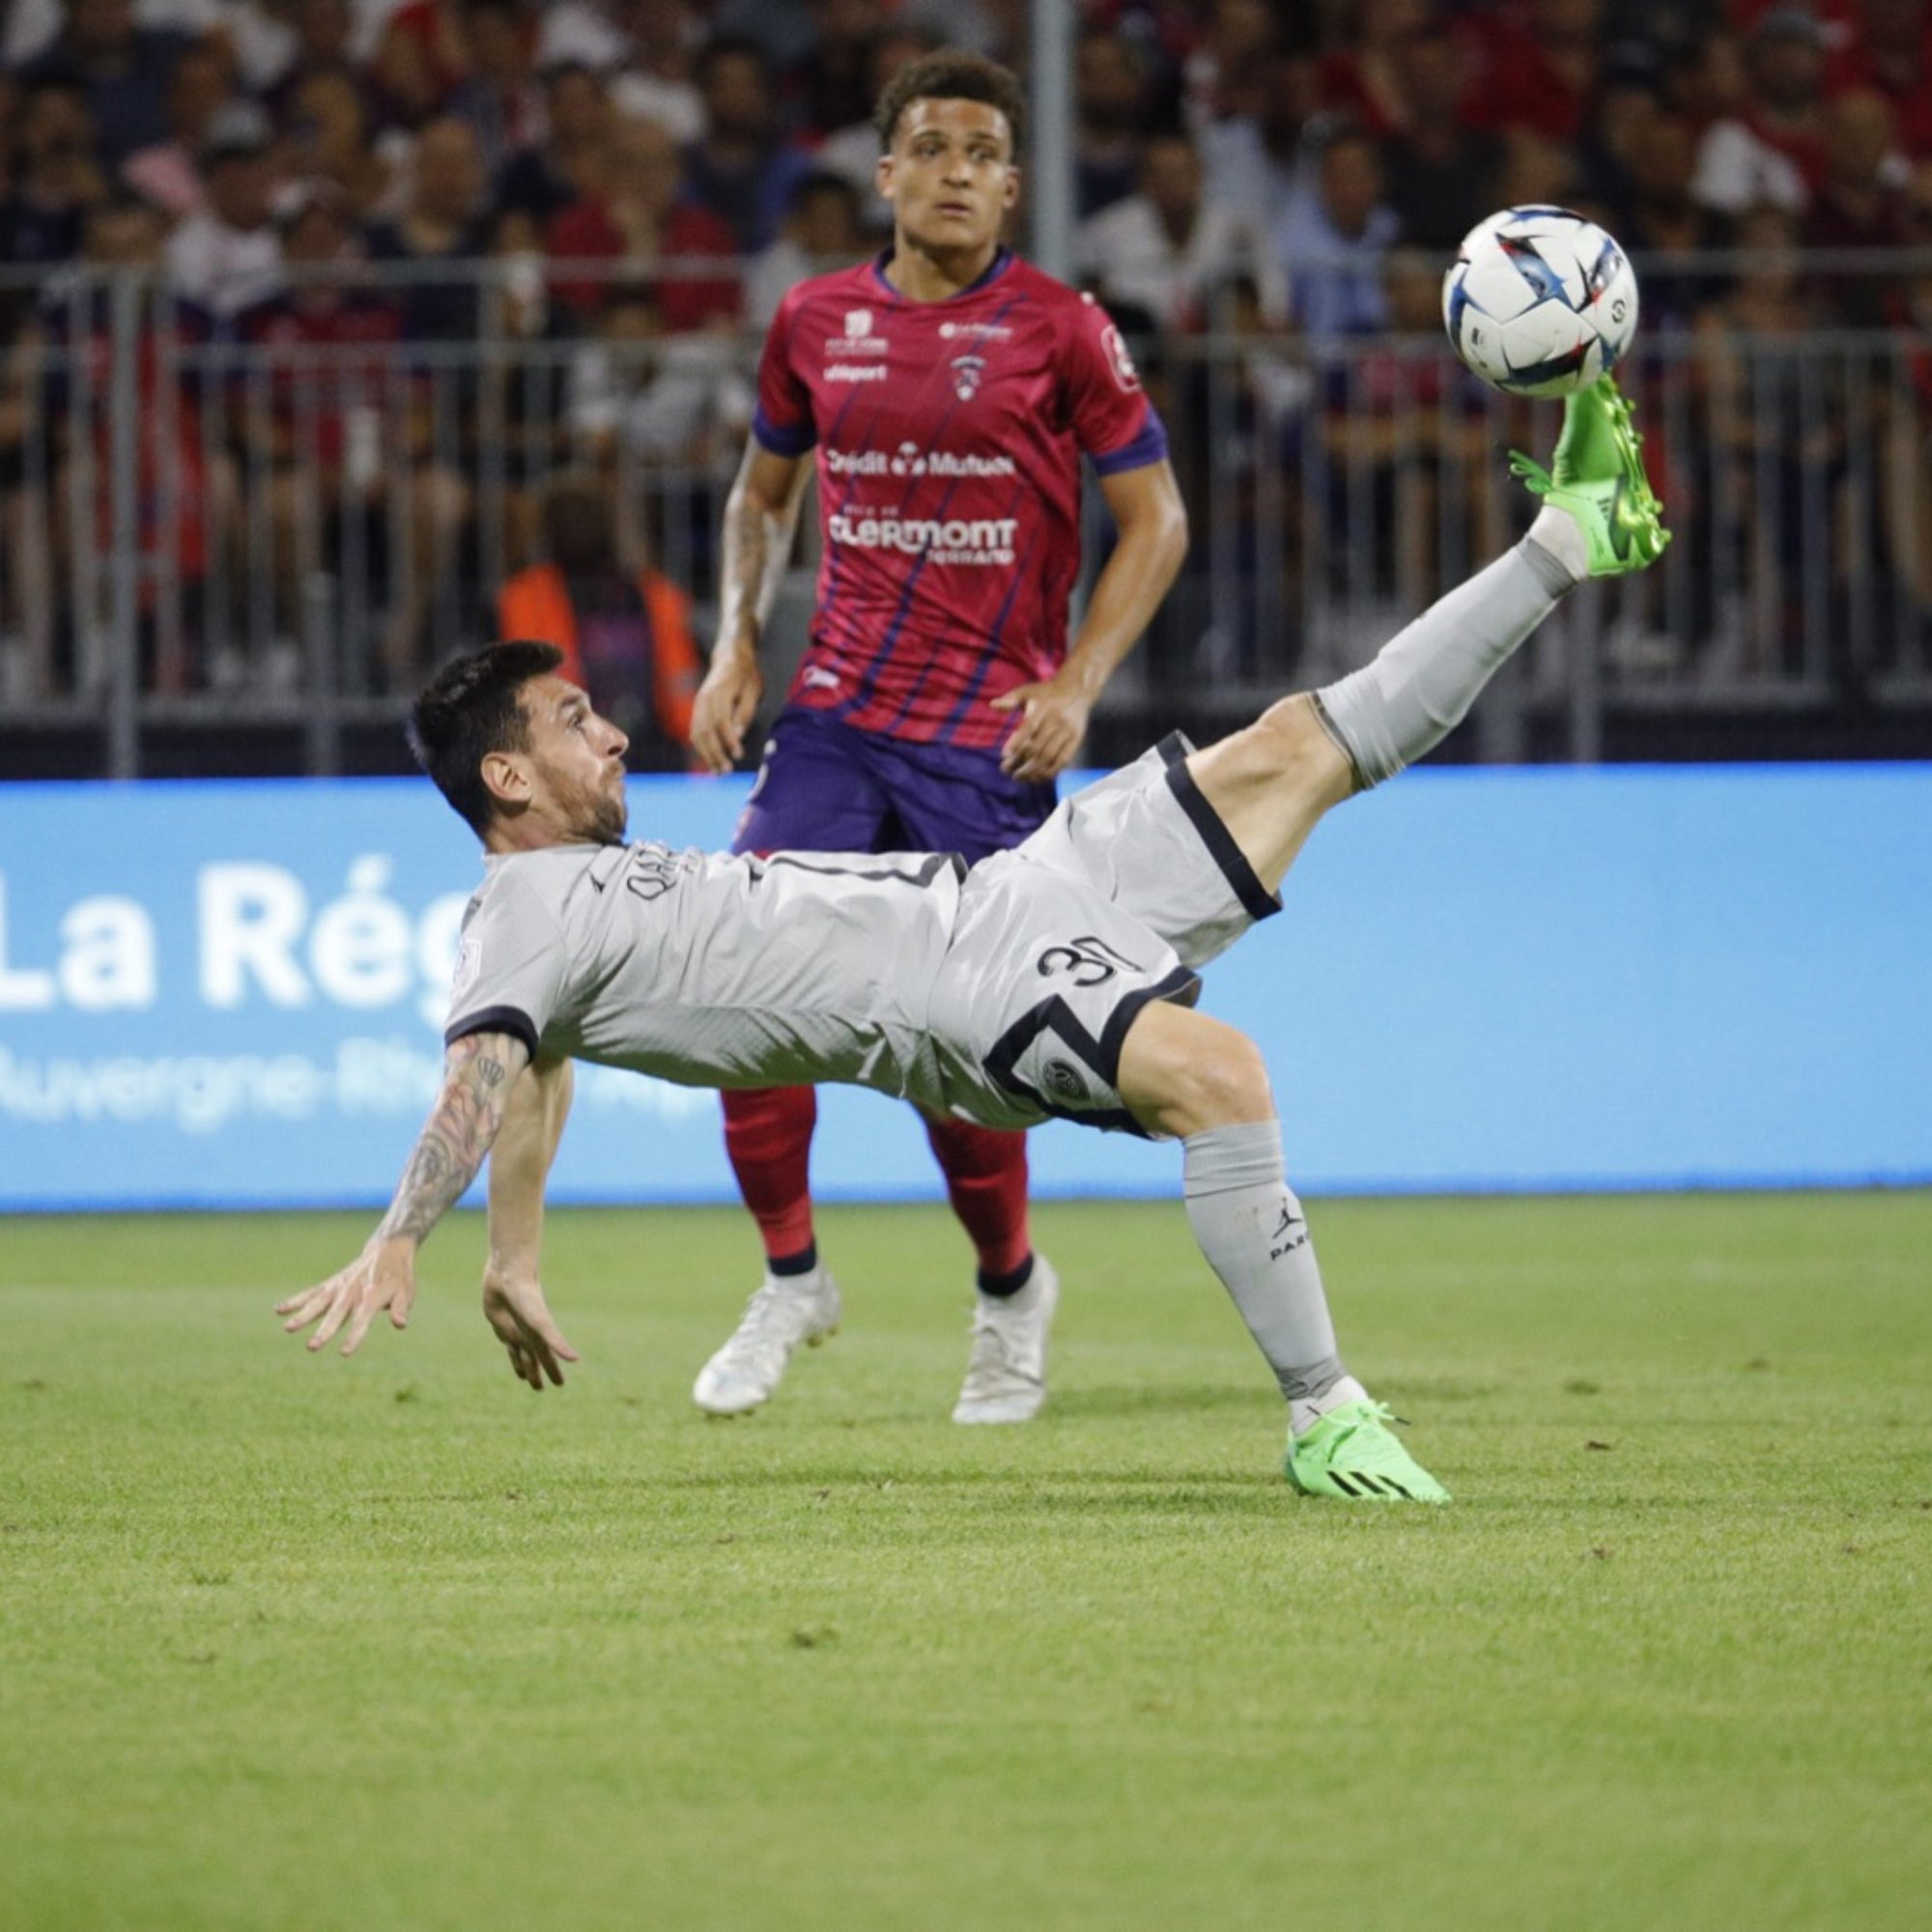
[449,934,481,1005]
[1102,324,1142,393]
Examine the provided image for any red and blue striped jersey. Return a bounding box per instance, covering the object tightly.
[753,249,1167,750]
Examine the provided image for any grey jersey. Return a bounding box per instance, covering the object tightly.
[443,739,1277,1137]
[444,839,966,1103]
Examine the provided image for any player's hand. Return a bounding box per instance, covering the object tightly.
[992,672,1094,782]
[276,1237,417,1356]
[691,644,763,774]
[482,1267,581,1391]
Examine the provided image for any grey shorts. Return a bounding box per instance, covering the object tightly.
[924,735,1282,1135]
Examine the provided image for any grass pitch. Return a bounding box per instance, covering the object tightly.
[3,1193,1928,1932]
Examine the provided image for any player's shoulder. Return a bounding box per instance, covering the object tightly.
[471,843,604,917]
[996,254,1109,325]
[771,257,884,328]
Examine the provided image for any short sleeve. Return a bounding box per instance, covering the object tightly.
[751,283,817,457]
[443,866,568,1057]
[1060,293,1169,475]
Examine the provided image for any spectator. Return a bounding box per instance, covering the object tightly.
[1073,26,1151,217]
[1318,0,1428,140]
[37,194,229,693]
[784,0,883,139]
[707,0,817,73]
[279,65,406,224]
[811,23,940,235]
[608,0,705,146]
[1574,40,1670,213]
[1201,45,1321,231]
[1320,249,1496,606]
[1277,124,1400,340]
[360,112,488,680]
[474,203,577,572]
[495,469,700,767]
[444,0,543,179]
[0,79,106,286]
[366,0,459,131]
[1379,17,1506,252]
[1806,87,1911,324]
[15,0,196,166]
[121,37,228,215]
[362,111,490,340]
[1077,128,1276,330]
[1694,201,1841,678]
[1610,107,1731,332]
[1464,0,1608,149]
[165,98,287,324]
[496,62,611,224]
[533,0,628,75]
[1830,0,1932,157]
[236,182,405,662]
[565,277,753,469]
[546,109,740,327]
[677,36,811,253]
[1666,26,1750,136]
[1693,6,1826,214]
[745,168,866,328]
[266,0,360,115]
[1179,0,1284,139]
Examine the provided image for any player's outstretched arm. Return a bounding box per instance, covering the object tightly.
[995,459,1187,781]
[481,1053,581,1391]
[275,1031,531,1357]
[692,441,811,773]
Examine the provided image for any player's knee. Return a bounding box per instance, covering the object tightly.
[1121,1006,1272,1137]
[1253,694,1349,794]
[1185,1028,1273,1128]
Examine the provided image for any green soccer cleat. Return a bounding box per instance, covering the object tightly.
[1509,376,1670,577]
[1285,1400,1451,1503]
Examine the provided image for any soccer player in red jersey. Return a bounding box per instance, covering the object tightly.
[686,50,1189,1424]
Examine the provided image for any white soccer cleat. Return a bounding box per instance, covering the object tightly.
[692,1267,841,1415]
[952,1255,1059,1425]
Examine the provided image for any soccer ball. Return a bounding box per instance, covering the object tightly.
[1442,207,1639,397]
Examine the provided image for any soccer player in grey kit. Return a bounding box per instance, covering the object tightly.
[277,379,1668,1501]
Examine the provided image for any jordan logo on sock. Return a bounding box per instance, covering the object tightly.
[1269,1202,1307,1261]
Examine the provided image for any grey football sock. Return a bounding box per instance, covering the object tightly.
[1182,1121,1345,1405]
[1315,538,1574,789]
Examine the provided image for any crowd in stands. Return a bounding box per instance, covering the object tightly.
[4,0,1932,723]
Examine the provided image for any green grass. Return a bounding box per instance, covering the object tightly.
[3,1194,1929,1932]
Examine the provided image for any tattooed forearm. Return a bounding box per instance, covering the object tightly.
[375,1034,529,1244]
[718,454,808,645]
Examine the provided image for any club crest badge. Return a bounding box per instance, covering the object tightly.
[950,353,986,400]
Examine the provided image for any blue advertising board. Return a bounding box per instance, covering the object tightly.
[2,764,1927,1209]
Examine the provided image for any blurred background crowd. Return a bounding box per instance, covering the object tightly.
[4,0,1932,773]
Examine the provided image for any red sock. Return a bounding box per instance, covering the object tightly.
[722,1086,817,1264]
[923,1115,1032,1280]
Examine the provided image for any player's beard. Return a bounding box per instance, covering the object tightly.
[568,769,628,845]
[584,782,628,845]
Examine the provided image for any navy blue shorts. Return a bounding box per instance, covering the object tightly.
[731,705,1057,863]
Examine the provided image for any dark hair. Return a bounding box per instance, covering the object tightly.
[874,49,1025,154]
[410,641,564,836]
[788,168,861,214]
[696,34,770,87]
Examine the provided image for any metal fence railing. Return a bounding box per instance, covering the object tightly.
[4,255,1930,776]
